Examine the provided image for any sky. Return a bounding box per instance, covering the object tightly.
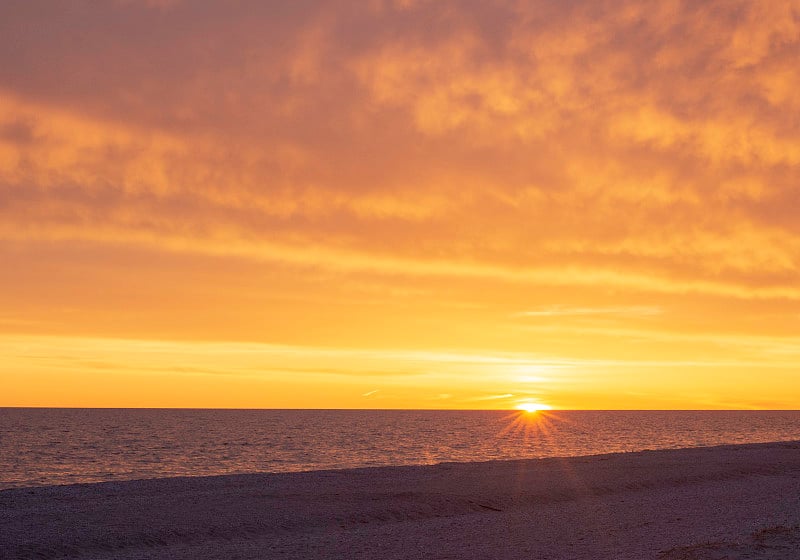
[2,0,800,409]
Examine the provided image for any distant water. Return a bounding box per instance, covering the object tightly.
[1,409,799,489]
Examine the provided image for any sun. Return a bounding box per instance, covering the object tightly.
[515,402,551,413]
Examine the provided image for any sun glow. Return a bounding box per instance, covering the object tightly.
[515,402,552,413]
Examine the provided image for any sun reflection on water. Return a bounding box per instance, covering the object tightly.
[498,407,583,458]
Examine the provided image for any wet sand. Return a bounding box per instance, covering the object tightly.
[2,441,800,559]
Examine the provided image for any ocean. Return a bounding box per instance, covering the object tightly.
[1,408,799,490]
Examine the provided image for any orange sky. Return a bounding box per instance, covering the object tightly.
[2,0,800,409]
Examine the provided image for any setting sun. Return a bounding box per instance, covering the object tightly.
[515,403,552,413]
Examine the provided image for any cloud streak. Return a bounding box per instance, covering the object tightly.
[517,306,662,318]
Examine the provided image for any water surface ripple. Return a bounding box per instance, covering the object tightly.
[2,409,799,489]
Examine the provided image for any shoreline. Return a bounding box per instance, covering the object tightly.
[3,440,800,559]
[4,437,800,492]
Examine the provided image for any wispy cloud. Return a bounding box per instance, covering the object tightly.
[516,306,662,318]
[469,393,515,401]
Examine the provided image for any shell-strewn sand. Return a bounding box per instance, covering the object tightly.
[2,441,800,559]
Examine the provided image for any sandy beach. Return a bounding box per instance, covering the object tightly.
[2,441,800,559]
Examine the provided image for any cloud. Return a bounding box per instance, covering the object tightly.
[1,1,798,299]
[517,306,662,318]
[469,393,515,401]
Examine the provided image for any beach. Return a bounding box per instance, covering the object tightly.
[2,441,799,559]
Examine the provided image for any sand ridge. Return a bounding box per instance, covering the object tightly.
[2,441,800,559]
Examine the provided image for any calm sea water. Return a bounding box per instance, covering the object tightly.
[1,409,799,490]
